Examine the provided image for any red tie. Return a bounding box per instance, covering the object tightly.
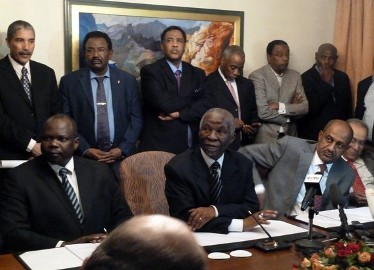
[347,160,366,193]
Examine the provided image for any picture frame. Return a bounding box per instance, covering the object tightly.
[64,0,244,78]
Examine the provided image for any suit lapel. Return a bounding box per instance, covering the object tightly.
[79,69,95,112]
[159,59,179,93]
[109,67,122,128]
[220,152,239,201]
[192,149,211,203]
[214,71,237,105]
[264,65,280,97]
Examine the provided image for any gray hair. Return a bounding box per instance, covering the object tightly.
[7,20,34,40]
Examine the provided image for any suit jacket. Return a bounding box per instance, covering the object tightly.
[139,58,206,154]
[0,56,59,159]
[239,136,355,216]
[248,64,308,143]
[355,75,372,120]
[298,65,352,140]
[59,67,142,156]
[0,156,132,252]
[165,148,259,233]
[204,71,259,149]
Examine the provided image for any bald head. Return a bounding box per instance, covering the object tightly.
[315,43,338,70]
[83,215,207,270]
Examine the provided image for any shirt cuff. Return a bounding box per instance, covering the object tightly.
[26,139,37,152]
[278,102,286,114]
[210,205,219,217]
[56,240,64,247]
[228,219,244,232]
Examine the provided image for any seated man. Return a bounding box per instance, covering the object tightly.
[82,215,207,270]
[239,119,355,216]
[0,114,133,252]
[165,108,277,233]
[343,118,374,206]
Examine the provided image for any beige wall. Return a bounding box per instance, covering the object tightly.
[0,0,336,81]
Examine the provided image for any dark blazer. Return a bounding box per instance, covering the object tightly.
[59,67,142,156]
[0,56,59,159]
[204,71,259,149]
[239,136,355,216]
[139,58,206,154]
[0,156,132,252]
[165,148,259,233]
[355,75,372,119]
[298,65,352,141]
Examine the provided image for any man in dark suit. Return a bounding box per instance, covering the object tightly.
[59,31,142,177]
[139,26,206,154]
[165,108,277,233]
[0,114,133,252]
[239,119,355,216]
[355,74,374,146]
[298,43,352,141]
[204,45,260,150]
[0,20,58,161]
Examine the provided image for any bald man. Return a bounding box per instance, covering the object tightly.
[82,215,207,270]
[240,119,355,216]
[298,43,352,141]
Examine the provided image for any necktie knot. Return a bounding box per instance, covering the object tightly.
[319,164,327,174]
[59,167,71,178]
[95,76,105,83]
[210,161,220,175]
[175,70,182,76]
[22,67,28,76]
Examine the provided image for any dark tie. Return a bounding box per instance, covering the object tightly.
[347,160,366,193]
[314,164,326,211]
[59,168,84,224]
[209,161,222,205]
[21,67,32,101]
[95,77,111,151]
[175,70,182,91]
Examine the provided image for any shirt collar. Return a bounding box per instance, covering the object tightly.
[49,157,75,175]
[313,151,332,173]
[218,67,234,83]
[89,66,110,80]
[200,148,224,169]
[166,60,182,74]
[8,54,30,76]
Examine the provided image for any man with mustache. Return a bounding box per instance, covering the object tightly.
[239,119,355,216]
[59,31,142,179]
[0,20,58,162]
[139,26,206,154]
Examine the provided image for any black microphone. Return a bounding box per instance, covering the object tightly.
[329,183,351,240]
[301,172,323,211]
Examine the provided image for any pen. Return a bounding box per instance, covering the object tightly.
[103,228,108,235]
[248,211,274,241]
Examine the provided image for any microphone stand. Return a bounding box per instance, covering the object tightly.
[337,204,351,240]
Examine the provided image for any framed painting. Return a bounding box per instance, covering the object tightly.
[64,0,244,78]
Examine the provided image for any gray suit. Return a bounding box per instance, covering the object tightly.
[239,136,355,216]
[249,64,308,143]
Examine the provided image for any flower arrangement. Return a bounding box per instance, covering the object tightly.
[293,240,374,270]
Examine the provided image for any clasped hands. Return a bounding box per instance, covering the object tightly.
[187,206,278,232]
[85,147,123,163]
[61,233,107,247]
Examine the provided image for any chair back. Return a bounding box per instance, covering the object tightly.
[119,151,175,215]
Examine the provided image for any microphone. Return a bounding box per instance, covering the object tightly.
[329,183,351,240]
[301,173,323,211]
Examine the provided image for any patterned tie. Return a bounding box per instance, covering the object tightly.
[59,168,84,224]
[209,161,222,205]
[226,80,241,118]
[21,67,32,101]
[313,164,326,211]
[95,77,111,151]
[175,70,182,91]
[347,160,366,193]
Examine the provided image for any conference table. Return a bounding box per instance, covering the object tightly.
[0,218,314,270]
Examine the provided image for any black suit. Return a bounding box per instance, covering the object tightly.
[139,58,206,154]
[0,156,132,252]
[0,56,59,159]
[59,67,142,156]
[355,76,372,119]
[165,148,259,233]
[204,71,259,149]
[298,65,352,140]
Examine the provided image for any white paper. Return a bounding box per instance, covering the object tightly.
[65,243,100,260]
[194,220,307,247]
[0,160,27,168]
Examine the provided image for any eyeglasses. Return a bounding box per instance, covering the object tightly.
[85,47,109,55]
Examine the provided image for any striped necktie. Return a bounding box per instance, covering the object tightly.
[95,76,111,151]
[59,168,84,224]
[209,161,222,205]
[21,67,32,101]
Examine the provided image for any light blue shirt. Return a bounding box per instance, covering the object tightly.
[166,60,182,75]
[89,68,115,143]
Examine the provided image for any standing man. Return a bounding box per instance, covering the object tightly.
[165,108,277,233]
[0,114,133,252]
[204,45,260,150]
[139,26,206,154]
[59,31,142,177]
[298,43,352,141]
[0,20,58,160]
[249,40,308,143]
[343,119,374,206]
[239,119,354,216]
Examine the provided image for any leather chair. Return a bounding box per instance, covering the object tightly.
[119,151,175,215]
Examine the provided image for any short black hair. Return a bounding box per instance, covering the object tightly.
[160,26,186,42]
[266,40,288,56]
[83,31,112,50]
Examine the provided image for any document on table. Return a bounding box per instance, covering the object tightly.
[294,207,374,229]
[194,219,307,247]
[18,243,99,270]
